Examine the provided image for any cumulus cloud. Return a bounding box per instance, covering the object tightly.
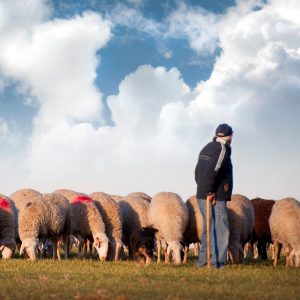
[160,0,300,199]
[26,65,193,195]
[1,0,300,201]
[0,0,112,193]
[0,11,111,130]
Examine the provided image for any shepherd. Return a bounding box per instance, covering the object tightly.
[195,124,233,269]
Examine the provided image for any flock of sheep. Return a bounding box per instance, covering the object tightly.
[0,188,299,267]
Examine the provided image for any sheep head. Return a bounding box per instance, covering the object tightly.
[167,241,183,265]
[20,238,38,260]
[0,238,16,259]
[93,234,109,261]
[289,248,300,267]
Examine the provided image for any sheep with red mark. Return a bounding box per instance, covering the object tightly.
[227,194,255,264]
[250,197,275,260]
[149,192,188,265]
[0,194,16,259]
[269,197,300,267]
[55,189,109,260]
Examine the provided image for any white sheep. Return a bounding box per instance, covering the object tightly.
[0,195,17,259]
[19,193,72,260]
[118,193,151,257]
[126,192,152,203]
[89,192,123,261]
[55,189,109,261]
[149,192,188,265]
[227,194,255,264]
[183,195,203,263]
[10,189,41,244]
[269,197,300,267]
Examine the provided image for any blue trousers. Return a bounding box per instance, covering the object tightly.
[197,200,229,268]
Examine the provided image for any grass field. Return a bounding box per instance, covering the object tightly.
[0,255,300,300]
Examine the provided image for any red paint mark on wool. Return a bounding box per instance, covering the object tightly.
[0,197,10,210]
[72,195,93,204]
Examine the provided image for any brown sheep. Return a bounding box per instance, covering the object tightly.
[250,197,275,260]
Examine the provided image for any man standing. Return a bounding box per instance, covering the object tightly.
[195,124,233,269]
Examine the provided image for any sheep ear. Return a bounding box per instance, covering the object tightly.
[20,242,25,255]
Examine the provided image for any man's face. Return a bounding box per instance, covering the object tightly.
[227,135,233,145]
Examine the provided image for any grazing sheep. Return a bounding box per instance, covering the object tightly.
[183,195,203,263]
[110,195,123,202]
[227,194,255,264]
[0,195,17,259]
[149,192,188,265]
[56,190,109,261]
[89,192,123,261]
[250,197,275,260]
[269,197,300,267]
[10,189,41,242]
[129,226,158,265]
[126,192,152,203]
[118,194,151,257]
[19,193,71,260]
[54,189,79,203]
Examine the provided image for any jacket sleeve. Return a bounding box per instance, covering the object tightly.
[205,143,227,194]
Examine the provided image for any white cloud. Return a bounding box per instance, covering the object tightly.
[1,0,300,202]
[0,0,112,194]
[165,2,221,54]
[107,4,161,37]
[25,65,193,195]
[0,118,22,146]
[0,10,111,130]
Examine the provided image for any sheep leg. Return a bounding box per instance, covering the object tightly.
[88,240,93,258]
[284,245,292,267]
[74,234,84,258]
[165,245,171,264]
[157,240,161,264]
[183,243,189,264]
[238,245,244,263]
[194,243,200,256]
[261,240,268,260]
[53,240,58,260]
[114,241,121,261]
[229,242,240,264]
[273,240,281,267]
[63,235,70,259]
[57,245,61,260]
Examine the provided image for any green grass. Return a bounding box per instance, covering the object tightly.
[0,256,299,300]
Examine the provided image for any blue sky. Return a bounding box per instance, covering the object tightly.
[0,0,300,200]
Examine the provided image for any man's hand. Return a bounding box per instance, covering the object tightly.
[207,193,216,206]
[224,183,229,193]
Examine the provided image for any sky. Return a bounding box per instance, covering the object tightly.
[0,0,299,201]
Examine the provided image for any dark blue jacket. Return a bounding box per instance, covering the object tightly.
[195,138,233,201]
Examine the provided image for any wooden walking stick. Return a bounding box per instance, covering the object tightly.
[206,193,215,269]
[206,195,211,269]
